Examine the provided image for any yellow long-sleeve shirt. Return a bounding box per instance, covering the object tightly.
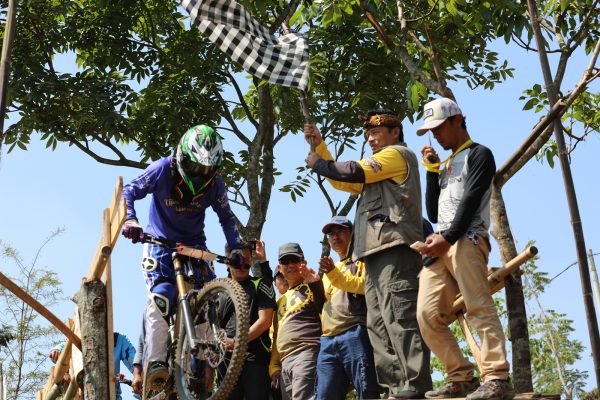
[321,258,368,337]
[314,141,408,194]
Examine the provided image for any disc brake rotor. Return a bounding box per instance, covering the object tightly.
[206,328,227,368]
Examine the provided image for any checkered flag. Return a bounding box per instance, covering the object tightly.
[182,0,309,90]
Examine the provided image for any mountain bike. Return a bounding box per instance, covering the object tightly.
[139,234,250,400]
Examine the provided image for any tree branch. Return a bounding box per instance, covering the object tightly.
[224,70,259,129]
[566,0,600,51]
[423,24,447,88]
[270,0,302,34]
[212,87,251,146]
[406,30,431,56]
[61,131,147,169]
[496,26,600,187]
[360,0,454,99]
[227,187,250,210]
[402,0,440,23]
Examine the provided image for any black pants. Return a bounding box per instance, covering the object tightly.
[227,361,271,400]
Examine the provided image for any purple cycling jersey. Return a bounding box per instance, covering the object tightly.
[122,156,242,248]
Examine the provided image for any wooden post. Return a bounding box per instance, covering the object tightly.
[73,279,109,400]
[104,258,116,400]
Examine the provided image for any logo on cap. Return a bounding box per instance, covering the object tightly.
[424,108,434,119]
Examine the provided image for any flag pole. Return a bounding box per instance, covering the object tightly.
[299,89,314,151]
[280,22,313,150]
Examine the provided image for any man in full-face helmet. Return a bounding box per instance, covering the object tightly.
[121,125,244,395]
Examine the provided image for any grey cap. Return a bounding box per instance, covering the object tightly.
[322,216,353,234]
[278,242,304,260]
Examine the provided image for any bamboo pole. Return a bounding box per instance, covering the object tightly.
[108,177,127,248]
[452,246,538,317]
[588,250,600,320]
[451,246,538,376]
[0,272,81,349]
[43,384,61,400]
[104,258,116,400]
[0,0,17,154]
[86,208,112,281]
[52,338,72,384]
[70,312,83,394]
[526,0,600,387]
[62,379,78,400]
[457,313,481,367]
[43,322,75,400]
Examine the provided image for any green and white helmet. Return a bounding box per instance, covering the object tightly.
[176,125,224,195]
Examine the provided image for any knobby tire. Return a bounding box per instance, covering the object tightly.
[174,278,249,400]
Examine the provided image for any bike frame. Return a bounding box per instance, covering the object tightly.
[158,239,234,359]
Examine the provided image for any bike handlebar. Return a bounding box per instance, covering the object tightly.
[140,234,244,268]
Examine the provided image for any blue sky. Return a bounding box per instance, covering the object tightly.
[0,34,598,398]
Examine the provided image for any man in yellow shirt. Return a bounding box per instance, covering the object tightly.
[269,243,325,400]
[305,109,432,399]
[316,216,381,400]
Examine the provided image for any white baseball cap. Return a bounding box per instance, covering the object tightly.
[416,98,463,136]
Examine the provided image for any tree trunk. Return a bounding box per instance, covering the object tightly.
[244,82,275,240]
[490,184,533,393]
[73,279,109,400]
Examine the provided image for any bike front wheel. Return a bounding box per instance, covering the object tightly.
[174,278,250,400]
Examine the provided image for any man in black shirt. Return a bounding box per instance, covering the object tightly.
[219,241,277,400]
[416,98,514,400]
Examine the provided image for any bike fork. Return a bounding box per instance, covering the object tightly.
[174,255,200,356]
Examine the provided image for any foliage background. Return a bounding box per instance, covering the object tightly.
[0,0,598,398]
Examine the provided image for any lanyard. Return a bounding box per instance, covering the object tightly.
[421,139,473,174]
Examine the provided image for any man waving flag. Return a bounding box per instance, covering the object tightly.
[181,0,309,90]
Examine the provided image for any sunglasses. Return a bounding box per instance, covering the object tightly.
[279,256,303,265]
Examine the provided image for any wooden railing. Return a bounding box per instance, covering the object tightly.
[31,177,127,400]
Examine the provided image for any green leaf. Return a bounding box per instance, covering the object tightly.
[523,98,536,110]
[546,149,555,168]
[560,0,568,12]
[446,0,459,15]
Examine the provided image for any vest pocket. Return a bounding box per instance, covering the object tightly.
[362,195,382,210]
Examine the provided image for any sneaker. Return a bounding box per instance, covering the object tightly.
[144,361,169,393]
[425,379,480,398]
[466,379,515,400]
